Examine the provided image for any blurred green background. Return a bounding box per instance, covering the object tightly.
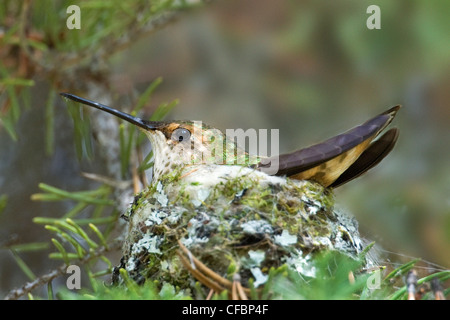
[1,0,449,296]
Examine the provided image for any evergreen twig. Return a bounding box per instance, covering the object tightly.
[4,240,122,300]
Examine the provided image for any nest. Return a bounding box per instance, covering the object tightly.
[113,165,366,296]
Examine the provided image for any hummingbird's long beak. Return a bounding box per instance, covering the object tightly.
[60,93,164,130]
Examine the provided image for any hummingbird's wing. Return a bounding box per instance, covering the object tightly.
[328,127,398,188]
[256,106,400,188]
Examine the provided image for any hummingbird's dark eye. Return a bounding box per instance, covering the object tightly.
[171,128,191,142]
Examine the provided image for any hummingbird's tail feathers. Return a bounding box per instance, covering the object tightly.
[257,105,401,187]
[329,127,399,188]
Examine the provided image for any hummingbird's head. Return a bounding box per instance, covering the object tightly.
[140,120,236,181]
[61,93,252,182]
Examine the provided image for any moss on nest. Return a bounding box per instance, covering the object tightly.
[114,165,365,295]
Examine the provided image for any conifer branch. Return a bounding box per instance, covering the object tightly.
[4,240,122,300]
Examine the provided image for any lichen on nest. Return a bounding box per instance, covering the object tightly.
[113,165,366,294]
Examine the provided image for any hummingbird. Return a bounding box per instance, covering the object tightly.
[60,93,400,188]
[61,92,400,296]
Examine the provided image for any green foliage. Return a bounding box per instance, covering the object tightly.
[31,183,114,206]
[59,269,191,300]
[0,194,7,216]
[0,0,200,142]
[10,249,37,281]
[0,66,34,141]
[267,252,368,300]
[2,181,120,299]
[259,251,450,300]
[65,100,95,160]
